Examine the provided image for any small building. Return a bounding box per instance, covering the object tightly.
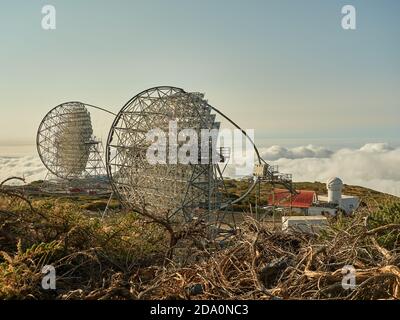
[282,215,328,233]
[311,177,359,216]
[268,189,317,214]
[269,177,359,216]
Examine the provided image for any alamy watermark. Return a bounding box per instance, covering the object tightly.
[145,120,255,176]
[41,265,56,290]
[41,5,56,30]
[341,5,356,30]
[39,5,356,31]
[341,265,357,290]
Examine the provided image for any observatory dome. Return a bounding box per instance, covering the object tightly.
[326,177,343,204]
[327,177,343,190]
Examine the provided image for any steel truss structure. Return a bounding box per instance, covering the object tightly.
[36,87,296,227]
[106,87,235,227]
[37,102,108,184]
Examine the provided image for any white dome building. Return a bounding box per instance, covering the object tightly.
[308,177,360,215]
[308,177,360,216]
[327,177,343,205]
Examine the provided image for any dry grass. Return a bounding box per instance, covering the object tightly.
[136,214,400,300]
[0,178,399,300]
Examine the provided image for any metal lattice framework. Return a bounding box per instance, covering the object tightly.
[106,87,231,222]
[37,102,106,180]
[36,87,295,222]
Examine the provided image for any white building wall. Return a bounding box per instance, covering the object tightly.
[327,177,343,204]
[339,197,359,214]
[308,206,337,216]
[282,215,328,233]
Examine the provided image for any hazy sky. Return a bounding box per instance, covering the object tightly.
[0,0,399,144]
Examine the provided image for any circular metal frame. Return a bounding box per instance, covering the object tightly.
[37,102,96,180]
[106,86,262,221]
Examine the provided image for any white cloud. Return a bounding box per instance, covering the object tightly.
[260,144,333,160]
[359,142,394,153]
[0,143,399,197]
[266,143,400,196]
[0,155,47,184]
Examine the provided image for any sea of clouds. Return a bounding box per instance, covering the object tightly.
[0,142,399,196]
[259,143,400,196]
[0,155,47,183]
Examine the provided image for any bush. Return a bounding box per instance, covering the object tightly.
[368,202,400,250]
[0,196,166,299]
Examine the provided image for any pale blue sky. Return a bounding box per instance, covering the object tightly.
[0,0,399,145]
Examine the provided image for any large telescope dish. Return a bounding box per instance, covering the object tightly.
[37,102,96,180]
[106,86,262,223]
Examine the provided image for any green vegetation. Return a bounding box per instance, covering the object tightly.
[293,181,398,207]
[367,202,400,250]
[0,195,165,299]
[0,179,399,300]
[224,179,398,210]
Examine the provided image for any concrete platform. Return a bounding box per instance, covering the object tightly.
[282,215,328,233]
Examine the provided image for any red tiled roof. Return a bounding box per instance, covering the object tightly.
[268,188,316,208]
